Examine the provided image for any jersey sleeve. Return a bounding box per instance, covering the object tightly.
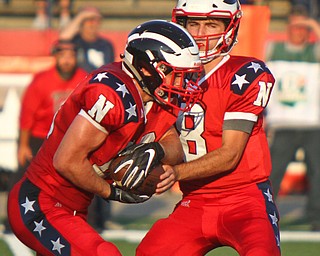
[77,72,141,133]
[225,60,275,122]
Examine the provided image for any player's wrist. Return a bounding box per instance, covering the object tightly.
[152,142,165,161]
[173,164,184,181]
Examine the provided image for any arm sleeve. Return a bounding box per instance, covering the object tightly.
[224,62,275,133]
[77,82,124,133]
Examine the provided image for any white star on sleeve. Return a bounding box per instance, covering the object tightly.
[264,189,274,203]
[269,211,278,226]
[94,72,109,82]
[21,197,35,214]
[33,220,47,237]
[232,74,249,90]
[247,62,263,73]
[51,237,65,254]
[126,102,137,120]
[116,82,129,98]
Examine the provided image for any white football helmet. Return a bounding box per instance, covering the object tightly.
[122,20,203,111]
[172,0,242,62]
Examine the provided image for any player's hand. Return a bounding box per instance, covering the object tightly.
[107,185,150,204]
[156,164,177,194]
[115,142,165,190]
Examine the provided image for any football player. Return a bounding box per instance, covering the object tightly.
[7,20,202,256]
[137,1,281,256]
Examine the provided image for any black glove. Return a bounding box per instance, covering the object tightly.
[116,142,165,190]
[107,185,150,204]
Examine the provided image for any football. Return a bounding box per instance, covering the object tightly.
[109,155,130,186]
[133,165,165,196]
[109,155,164,196]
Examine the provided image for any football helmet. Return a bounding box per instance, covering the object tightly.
[172,0,242,62]
[121,20,203,111]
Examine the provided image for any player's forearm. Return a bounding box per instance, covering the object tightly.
[54,157,111,198]
[158,127,184,165]
[53,114,111,198]
[174,147,241,181]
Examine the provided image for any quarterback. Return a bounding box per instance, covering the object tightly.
[137,1,281,256]
[7,20,202,256]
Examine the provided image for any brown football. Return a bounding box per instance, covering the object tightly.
[109,156,164,196]
[109,155,130,186]
[132,165,165,196]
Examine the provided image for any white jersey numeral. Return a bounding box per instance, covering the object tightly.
[88,94,115,122]
[177,103,207,161]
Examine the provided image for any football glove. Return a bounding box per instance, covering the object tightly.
[107,185,150,204]
[114,142,165,190]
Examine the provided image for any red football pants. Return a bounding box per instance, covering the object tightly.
[137,181,281,256]
[7,178,121,256]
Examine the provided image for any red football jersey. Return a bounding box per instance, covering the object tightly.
[26,62,177,211]
[176,55,275,194]
[91,101,177,177]
[19,67,87,138]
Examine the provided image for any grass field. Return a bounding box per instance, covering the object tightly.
[2,215,320,255]
[112,241,320,256]
[1,194,319,255]
[1,238,320,256]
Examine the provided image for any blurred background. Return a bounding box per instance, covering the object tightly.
[1,0,320,255]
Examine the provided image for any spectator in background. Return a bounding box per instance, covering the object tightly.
[265,5,320,231]
[60,6,115,231]
[33,0,73,30]
[266,5,320,62]
[15,40,86,182]
[59,6,115,73]
[290,0,320,20]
